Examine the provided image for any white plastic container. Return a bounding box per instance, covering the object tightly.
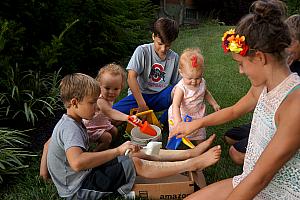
[130,125,161,146]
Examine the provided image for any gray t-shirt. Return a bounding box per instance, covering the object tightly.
[47,114,91,198]
[127,43,181,95]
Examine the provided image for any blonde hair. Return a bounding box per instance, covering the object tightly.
[179,48,204,72]
[60,73,100,108]
[96,63,127,89]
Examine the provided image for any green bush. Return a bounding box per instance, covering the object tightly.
[0,0,158,75]
[286,0,300,15]
[0,66,62,126]
[0,128,36,184]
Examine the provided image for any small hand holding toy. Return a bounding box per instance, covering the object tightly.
[166,115,195,150]
[128,116,157,136]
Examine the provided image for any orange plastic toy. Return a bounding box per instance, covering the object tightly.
[128,116,157,136]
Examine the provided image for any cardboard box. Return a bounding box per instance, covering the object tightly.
[132,171,194,200]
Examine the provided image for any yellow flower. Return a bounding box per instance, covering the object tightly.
[221,29,249,56]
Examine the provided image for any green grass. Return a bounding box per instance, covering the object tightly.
[0,23,252,199]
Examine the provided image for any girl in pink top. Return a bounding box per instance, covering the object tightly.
[168,48,220,143]
[83,63,139,151]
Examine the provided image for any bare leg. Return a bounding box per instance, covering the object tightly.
[224,135,238,145]
[40,138,51,180]
[133,145,221,178]
[185,178,233,200]
[108,126,118,139]
[131,134,216,161]
[229,146,245,165]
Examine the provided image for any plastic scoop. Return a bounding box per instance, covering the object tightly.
[182,137,195,149]
[128,116,157,136]
[166,116,195,149]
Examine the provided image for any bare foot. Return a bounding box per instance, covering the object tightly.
[189,134,216,158]
[188,145,221,171]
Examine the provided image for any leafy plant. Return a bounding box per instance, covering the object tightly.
[0,66,63,126]
[0,128,36,184]
[285,0,300,15]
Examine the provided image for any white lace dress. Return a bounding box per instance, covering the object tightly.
[232,73,300,199]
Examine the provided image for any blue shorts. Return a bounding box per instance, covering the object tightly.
[113,86,174,125]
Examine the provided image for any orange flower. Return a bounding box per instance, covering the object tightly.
[221,29,249,56]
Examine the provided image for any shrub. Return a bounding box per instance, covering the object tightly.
[0,128,36,184]
[286,0,300,15]
[0,66,63,127]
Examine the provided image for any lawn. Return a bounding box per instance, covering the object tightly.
[0,23,252,200]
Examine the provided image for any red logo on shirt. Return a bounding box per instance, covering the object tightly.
[149,63,166,82]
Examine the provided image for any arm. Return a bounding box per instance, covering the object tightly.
[98,98,128,122]
[226,90,300,200]
[127,70,148,112]
[172,87,184,125]
[66,141,139,172]
[99,98,140,124]
[39,138,50,180]
[169,86,261,139]
[205,89,220,111]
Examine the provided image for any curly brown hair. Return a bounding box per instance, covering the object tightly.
[235,0,291,62]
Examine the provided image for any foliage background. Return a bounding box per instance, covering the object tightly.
[0,0,299,198]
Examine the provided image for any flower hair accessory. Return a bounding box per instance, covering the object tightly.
[222,29,249,56]
[191,55,198,68]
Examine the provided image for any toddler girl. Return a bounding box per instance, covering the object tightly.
[168,48,220,144]
[83,63,139,151]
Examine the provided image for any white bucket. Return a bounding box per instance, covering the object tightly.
[130,125,161,146]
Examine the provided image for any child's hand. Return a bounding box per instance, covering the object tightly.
[117,141,140,155]
[127,115,142,126]
[168,121,195,139]
[213,104,221,112]
[174,118,182,127]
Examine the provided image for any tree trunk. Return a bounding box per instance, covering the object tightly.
[179,0,185,26]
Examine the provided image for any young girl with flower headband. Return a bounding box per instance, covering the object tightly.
[168,48,220,144]
[169,1,300,199]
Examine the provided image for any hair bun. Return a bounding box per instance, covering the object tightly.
[250,0,284,24]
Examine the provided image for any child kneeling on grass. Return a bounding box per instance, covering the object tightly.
[45,73,221,199]
[83,63,140,152]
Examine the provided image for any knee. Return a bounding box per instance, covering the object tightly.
[131,157,143,173]
[224,136,237,145]
[100,132,112,144]
[109,126,118,138]
[228,146,245,165]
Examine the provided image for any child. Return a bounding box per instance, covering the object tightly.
[224,13,300,167]
[83,63,139,151]
[286,14,300,75]
[170,1,300,199]
[39,64,140,179]
[168,48,220,144]
[113,17,181,126]
[47,73,221,199]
